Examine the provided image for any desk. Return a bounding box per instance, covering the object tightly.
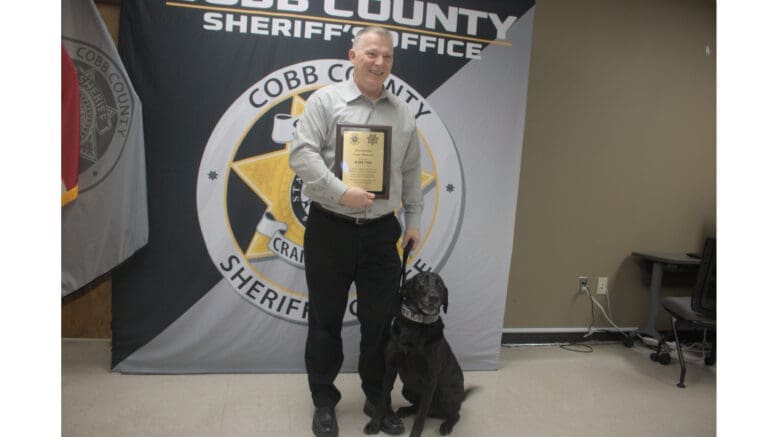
[630,252,700,341]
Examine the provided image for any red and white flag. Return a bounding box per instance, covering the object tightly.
[61,44,79,206]
[61,0,149,296]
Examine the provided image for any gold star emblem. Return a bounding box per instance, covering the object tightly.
[231,95,306,260]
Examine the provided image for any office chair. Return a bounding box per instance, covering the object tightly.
[651,237,716,388]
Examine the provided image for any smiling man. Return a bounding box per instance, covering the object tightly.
[289,26,423,437]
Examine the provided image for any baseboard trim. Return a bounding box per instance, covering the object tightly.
[501,327,712,345]
[501,328,634,345]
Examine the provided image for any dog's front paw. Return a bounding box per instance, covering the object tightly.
[363,418,382,435]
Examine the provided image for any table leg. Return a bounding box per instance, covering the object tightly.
[639,261,663,339]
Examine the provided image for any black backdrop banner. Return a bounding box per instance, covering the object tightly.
[113,0,535,373]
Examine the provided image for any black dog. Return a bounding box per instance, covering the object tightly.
[364,272,469,437]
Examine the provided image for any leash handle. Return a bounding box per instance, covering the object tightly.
[400,240,414,289]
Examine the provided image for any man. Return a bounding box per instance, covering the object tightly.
[289,26,423,437]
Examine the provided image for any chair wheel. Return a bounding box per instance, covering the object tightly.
[658,353,671,365]
[623,336,635,348]
[650,352,659,362]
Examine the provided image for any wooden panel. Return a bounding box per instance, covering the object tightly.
[61,276,112,338]
[95,1,120,44]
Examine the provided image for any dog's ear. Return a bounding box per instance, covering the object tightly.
[400,273,417,300]
[442,283,449,314]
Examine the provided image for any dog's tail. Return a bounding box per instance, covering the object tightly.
[463,386,481,402]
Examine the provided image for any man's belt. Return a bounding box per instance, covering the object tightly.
[311,202,394,225]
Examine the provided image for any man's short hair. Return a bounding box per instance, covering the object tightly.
[352,26,393,50]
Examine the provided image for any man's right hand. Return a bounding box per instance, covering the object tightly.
[339,187,375,208]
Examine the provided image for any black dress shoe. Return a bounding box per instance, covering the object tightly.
[312,406,338,437]
[363,400,405,435]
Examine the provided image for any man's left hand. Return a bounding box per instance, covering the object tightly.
[402,229,420,252]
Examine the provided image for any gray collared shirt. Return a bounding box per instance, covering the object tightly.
[289,78,423,231]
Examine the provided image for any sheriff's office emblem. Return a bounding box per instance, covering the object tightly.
[197,59,464,324]
[62,38,135,192]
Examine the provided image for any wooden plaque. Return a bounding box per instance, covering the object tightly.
[335,123,392,199]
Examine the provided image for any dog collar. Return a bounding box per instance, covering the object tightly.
[400,304,439,324]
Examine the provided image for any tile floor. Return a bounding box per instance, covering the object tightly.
[62,339,715,437]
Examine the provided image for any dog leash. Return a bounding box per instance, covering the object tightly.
[400,240,414,289]
[393,240,414,320]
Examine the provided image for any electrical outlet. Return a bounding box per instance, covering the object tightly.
[597,277,608,295]
[577,276,589,295]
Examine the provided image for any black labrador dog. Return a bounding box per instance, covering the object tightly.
[364,272,470,437]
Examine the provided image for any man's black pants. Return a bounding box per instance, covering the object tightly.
[303,204,402,408]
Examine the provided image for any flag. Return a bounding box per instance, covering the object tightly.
[61,0,149,296]
[61,44,79,206]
